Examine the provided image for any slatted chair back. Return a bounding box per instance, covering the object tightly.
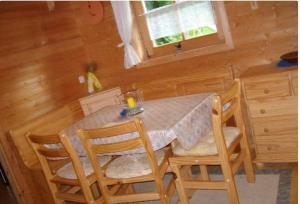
[77,117,165,203]
[169,79,255,204]
[212,80,240,123]
[211,79,244,157]
[26,133,95,204]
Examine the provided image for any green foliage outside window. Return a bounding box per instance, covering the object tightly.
[144,0,173,11]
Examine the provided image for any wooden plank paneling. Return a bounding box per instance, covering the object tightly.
[0,1,297,204]
[0,2,88,204]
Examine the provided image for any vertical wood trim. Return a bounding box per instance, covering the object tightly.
[240,81,255,148]
[213,2,225,40]
[0,126,26,204]
[288,72,295,96]
[215,1,234,49]
[290,163,298,204]
[131,1,154,56]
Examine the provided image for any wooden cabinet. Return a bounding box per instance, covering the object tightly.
[240,64,298,163]
[79,87,121,116]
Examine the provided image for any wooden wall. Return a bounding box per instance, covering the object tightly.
[82,1,297,96]
[0,2,88,204]
[0,1,297,204]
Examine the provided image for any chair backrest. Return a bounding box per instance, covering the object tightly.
[211,79,244,155]
[10,102,84,170]
[26,133,92,200]
[77,118,159,198]
[79,87,122,116]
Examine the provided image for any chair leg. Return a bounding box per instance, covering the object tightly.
[166,175,176,203]
[126,184,135,194]
[81,184,96,204]
[153,174,168,204]
[221,164,240,204]
[200,165,209,181]
[290,163,298,204]
[54,199,64,204]
[49,183,64,204]
[180,166,194,198]
[171,165,189,204]
[126,184,138,204]
[240,136,255,183]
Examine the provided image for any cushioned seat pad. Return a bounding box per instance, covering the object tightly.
[172,127,240,156]
[105,150,165,179]
[56,156,112,179]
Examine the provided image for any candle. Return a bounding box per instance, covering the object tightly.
[127,97,136,109]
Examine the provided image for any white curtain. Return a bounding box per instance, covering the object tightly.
[111,1,141,69]
[145,1,216,40]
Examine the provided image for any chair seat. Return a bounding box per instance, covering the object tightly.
[172,127,240,156]
[105,150,165,179]
[56,156,112,179]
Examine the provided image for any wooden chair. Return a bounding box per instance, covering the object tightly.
[169,79,256,204]
[26,132,115,204]
[77,118,175,204]
[79,87,122,116]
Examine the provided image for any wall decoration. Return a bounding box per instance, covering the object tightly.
[87,62,103,93]
[81,1,104,25]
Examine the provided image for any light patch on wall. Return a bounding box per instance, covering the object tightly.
[250,1,258,10]
[78,75,85,84]
[47,1,55,12]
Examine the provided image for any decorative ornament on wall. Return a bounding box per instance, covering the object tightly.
[81,1,104,25]
[87,62,103,94]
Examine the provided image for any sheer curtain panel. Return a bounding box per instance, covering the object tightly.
[111,1,141,69]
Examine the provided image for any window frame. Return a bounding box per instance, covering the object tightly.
[132,1,234,68]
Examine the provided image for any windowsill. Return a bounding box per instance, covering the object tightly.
[135,40,234,69]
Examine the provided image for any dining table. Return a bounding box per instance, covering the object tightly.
[60,93,215,156]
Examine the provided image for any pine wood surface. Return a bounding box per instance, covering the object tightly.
[79,87,121,116]
[169,80,256,204]
[78,118,175,204]
[243,76,291,99]
[10,103,84,169]
[0,1,297,204]
[240,64,298,163]
[26,133,105,204]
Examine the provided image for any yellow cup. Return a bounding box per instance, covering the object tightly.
[127,97,136,109]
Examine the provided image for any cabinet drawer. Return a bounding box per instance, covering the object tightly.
[252,115,297,136]
[248,96,297,118]
[244,78,290,99]
[255,132,298,162]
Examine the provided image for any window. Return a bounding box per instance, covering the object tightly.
[132,1,233,67]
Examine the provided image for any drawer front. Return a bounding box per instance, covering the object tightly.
[248,96,297,118]
[252,115,297,136]
[244,78,290,99]
[255,132,298,162]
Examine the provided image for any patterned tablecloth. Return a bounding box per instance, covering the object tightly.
[61,93,215,155]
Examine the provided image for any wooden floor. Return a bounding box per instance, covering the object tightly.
[0,183,17,204]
